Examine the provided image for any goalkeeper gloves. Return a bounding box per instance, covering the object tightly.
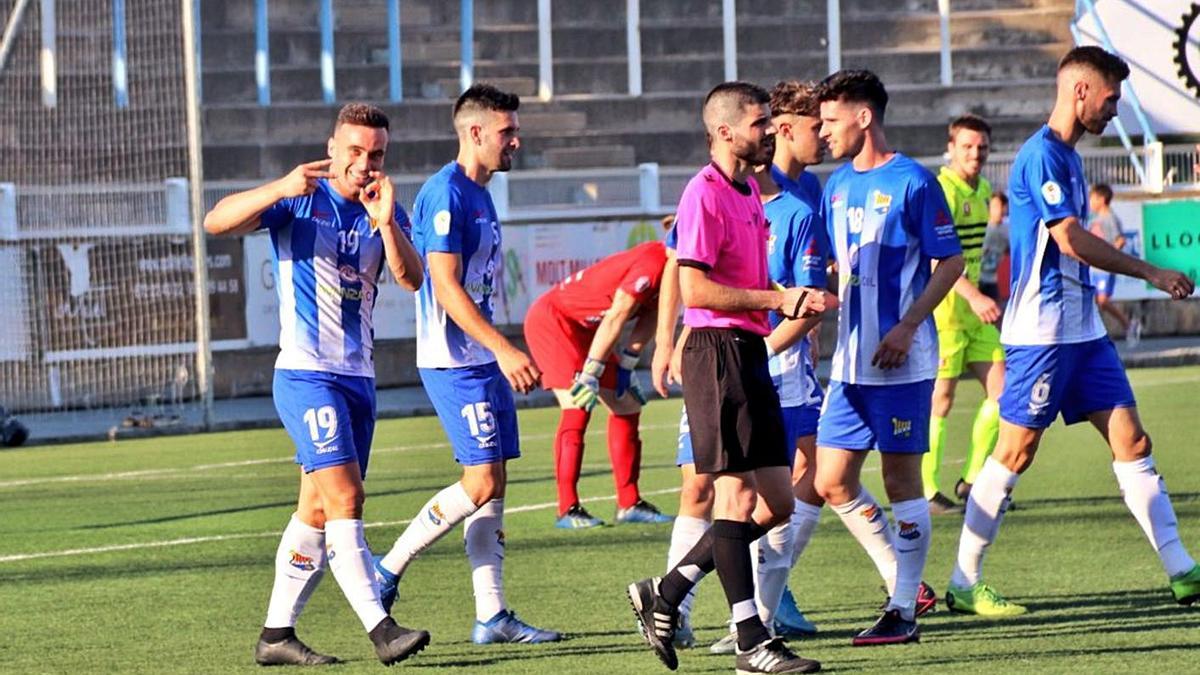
[616,350,648,405]
[569,358,606,411]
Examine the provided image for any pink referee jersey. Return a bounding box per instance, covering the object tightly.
[674,163,772,336]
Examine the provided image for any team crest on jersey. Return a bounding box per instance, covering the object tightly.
[872,191,892,214]
[897,521,921,541]
[767,233,777,255]
[1041,180,1064,206]
[891,417,912,438]
[963,202,971,216]
[288,550,316,571]
[434,209,452,236]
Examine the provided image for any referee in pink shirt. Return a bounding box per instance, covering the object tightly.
[627,82,825,675]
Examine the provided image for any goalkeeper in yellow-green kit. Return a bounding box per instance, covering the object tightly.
[923,114,1005,513]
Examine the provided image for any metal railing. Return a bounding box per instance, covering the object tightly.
[4,145,1198,240]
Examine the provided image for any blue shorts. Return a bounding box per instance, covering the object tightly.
[273,369,376,476]
[816,380,934,453]
[999,338,1136,429]
[675,405,693,466]
[1095,272,1117,298]
[420,362,520,466]
[676,403,817,467]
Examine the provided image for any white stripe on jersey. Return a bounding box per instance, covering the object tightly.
[1001,219,1105,345]
[276,235,298,362]
[314,227,345,366]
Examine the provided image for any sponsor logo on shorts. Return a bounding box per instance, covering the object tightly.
[633,275,652,293]
[338,264,360,283]
[289,550,316,571]
[428,502,445,526]
[861,505,880,522]
[897,520,921,541]
[892,417,912,438]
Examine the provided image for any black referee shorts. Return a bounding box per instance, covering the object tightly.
[681,327,790,475]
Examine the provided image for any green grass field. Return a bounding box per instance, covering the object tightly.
[3,367,1200,674]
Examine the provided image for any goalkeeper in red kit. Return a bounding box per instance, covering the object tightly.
[523,240,675,528]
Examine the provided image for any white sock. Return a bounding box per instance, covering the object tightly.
[888,498,932,621]
[381,481,478,576]
[951,457,1018,589]
[465,499,507,622]
[789,499,822,568]
[753,521,794,627]
[831,487,898,595]
[325,518,387,631]
[264,515,326,629]
[1113,457,1197,578]
[666,515,710,618]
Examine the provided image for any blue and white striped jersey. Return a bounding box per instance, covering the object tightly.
[412,162,503,368]
[1002,125,1105,346]
[821,153,961,385]
[260,178,406,378]
[765,169,826,408]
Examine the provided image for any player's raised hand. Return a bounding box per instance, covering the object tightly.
[969,293,1002,324]
[360,171,394,231]
[1146,267,1196,300]
[872,322,917,370]
[277,159,333,198]
[497,345,542,395]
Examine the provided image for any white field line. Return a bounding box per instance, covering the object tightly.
[0,423,680,490]
[0,486,683,564]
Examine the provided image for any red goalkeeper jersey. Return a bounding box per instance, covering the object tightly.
[544,241,668,326]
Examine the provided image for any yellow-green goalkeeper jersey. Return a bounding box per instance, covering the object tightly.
[933,166,992,329]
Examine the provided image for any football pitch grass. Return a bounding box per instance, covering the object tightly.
[3,367,1200,674]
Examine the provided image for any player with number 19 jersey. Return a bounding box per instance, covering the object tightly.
[411,161,519,465]
[264,178,409,474]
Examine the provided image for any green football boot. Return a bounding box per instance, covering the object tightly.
[1169,565,1200,606]
[945,582,1027,617]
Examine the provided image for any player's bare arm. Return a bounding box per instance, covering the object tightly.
[651,251,682,397]
[873,253,965,369]
[936,258,1001,324]
[1049,216,1195,299]
[765,309,825,356]
[427,251,541,393]
[679,266,825,319]
[204,159,334,236]
[585,288,642,363]
[360,171,422,291]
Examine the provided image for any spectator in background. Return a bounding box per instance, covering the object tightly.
[979,194,1009,303]
[1088,184,1139,344]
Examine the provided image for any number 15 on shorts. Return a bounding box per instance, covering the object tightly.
[462,402,497,446]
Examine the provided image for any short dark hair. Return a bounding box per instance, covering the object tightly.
[335,103,389,131]
[453,83,520,120]
[702,81,771,131]
[770,80,821,118]
[948,114,992,142]
[1090,183,1114,204]
[817,69,888,118]
[1058,46,1130,84]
